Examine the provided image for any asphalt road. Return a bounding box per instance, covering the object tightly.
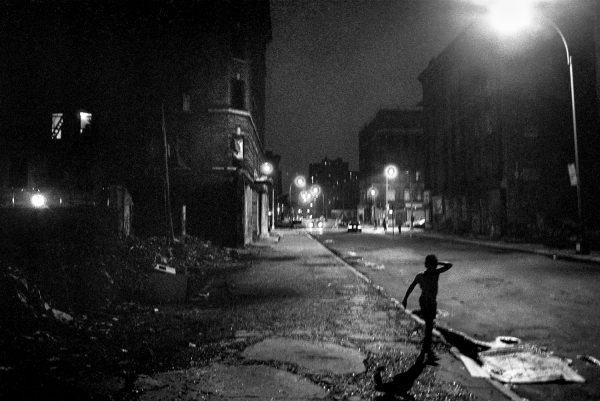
[311,228,600,401]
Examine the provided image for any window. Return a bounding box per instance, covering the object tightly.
[182,93,191,112]
[51,113,63,139]
[230,78,246,110]
[79,111,92,134]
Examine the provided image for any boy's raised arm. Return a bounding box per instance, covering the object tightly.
[436,262,453,273]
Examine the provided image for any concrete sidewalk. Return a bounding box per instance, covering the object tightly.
[131,230,510,401]
[361,225,600,265]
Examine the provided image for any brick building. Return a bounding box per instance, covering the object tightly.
[419,8,599,240]
[0,0,272,246]
[358,109,425,226]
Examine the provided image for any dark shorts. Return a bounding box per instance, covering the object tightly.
[419,298,437,321]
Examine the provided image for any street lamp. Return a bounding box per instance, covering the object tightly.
[299,190,312,207]
[488,3,586,253]
[288,175,306,220]
[488,0,532,35]
[309,184,325,218]
[384,164,398,232]
[260,162,275,231]
[368,186,378,226]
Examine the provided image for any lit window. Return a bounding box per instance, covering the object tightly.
[51,113,63,140]
[182,93,191,112]
[80,111,92,134]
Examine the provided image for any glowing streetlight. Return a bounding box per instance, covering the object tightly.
[368,186,378,225]
[261,162,275,230]
[309,184,326,218]
[384,164,398,180]
[310,184,320,197]
[488,2,586,252]
[300,190,312,204]
[383,164,398,233]
[488,0,532,35]
[260,161,274,176]
[295,176,306,188]
[288,174,307,219]
[31,193,46,208]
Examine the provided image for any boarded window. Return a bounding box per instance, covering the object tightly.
[51,113,63,139]
[80,111,92,134]
[182,93,191,112]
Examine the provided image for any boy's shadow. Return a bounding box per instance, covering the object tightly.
[373,351,427,401]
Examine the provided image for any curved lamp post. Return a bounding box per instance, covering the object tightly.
[288,175,306,219]
[488,2,585,253]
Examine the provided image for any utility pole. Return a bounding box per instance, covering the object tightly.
[161,103,175,243]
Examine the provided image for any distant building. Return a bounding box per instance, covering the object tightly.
[308,157,358,219]
[358,109,425,226]
[419,7,599,240]
[0,1,272,246]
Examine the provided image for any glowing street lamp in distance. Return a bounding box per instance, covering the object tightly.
[260,161,274,176]
[31,193,47,208]
[310,184,321,197]
[294,175,306,188]
[384,164,398,180]
[299,190,312,204]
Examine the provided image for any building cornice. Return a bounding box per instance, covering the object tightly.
[208,108,263,150]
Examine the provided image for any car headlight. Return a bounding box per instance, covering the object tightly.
[308,222,314,228]
[318,221,324,228]
[31,193,46,208]
[358,225,362,229]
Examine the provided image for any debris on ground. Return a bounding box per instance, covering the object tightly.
[463,344,586,384]
[578,354,600,367]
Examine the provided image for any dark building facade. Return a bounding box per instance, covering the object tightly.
[308,157,358,219]
[0,0,272,246]
[358,109,425,226]
[419,6,599,241]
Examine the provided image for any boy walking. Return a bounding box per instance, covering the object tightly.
[402,254,452,364]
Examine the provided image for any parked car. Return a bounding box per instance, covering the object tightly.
[413,218,426,228]
[347,220,362,233]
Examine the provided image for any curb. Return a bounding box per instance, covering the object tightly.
[307,233,526,401]
[411,231,600,266]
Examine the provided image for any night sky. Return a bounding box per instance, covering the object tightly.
[265,0,481,184]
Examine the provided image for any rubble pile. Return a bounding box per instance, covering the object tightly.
[0,234,241,332]
[0,232,245,400]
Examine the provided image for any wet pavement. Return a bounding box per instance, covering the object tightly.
[310,226,600,401]
[127,230,510,401]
